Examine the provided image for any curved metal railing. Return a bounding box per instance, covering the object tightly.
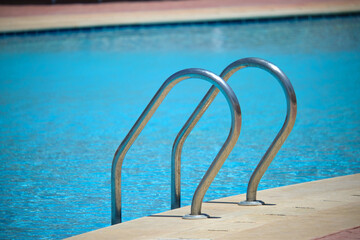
[171,58,297,208]
[111,68,242,224]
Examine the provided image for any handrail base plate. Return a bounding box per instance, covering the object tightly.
[238,200,264,206]
[182,213,209,220]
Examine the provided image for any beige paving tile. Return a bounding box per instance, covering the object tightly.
[66,174,360,240]
[0,0,359,32]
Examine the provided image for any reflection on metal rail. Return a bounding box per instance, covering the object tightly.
[171,58,297,209]
[111,68,241,224]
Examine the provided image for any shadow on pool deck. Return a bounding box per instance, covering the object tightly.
[0,0,360,33]
[66,174,360,240]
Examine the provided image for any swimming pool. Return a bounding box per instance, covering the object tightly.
[0,15,359,239]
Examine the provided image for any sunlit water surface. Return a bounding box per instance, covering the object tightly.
[0,16,360,239]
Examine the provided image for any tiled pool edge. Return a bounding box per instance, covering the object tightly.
[1,13,359,38]
[66,174,360,240]
[1,1,360,34]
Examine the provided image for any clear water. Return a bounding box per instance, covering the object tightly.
[1,16,360,239]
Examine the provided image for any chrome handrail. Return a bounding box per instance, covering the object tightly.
[111,68,241,224]
[171,58,297,208]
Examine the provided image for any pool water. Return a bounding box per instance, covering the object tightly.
[1,16,360,239]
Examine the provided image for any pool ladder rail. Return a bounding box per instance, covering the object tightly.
[111,68,242,225]
[171,57,297,209]
[110,57,297,225]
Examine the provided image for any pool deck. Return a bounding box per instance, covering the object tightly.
[0,0,360,33]
[67,174,360,240]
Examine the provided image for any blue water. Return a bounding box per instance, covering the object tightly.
[1,16,360,239]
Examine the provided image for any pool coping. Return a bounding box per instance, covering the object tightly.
[0,0,360,33]
[66,174,360,240]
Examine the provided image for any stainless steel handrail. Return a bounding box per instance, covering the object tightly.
[111,68,242,224]
[171,58,297,209]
